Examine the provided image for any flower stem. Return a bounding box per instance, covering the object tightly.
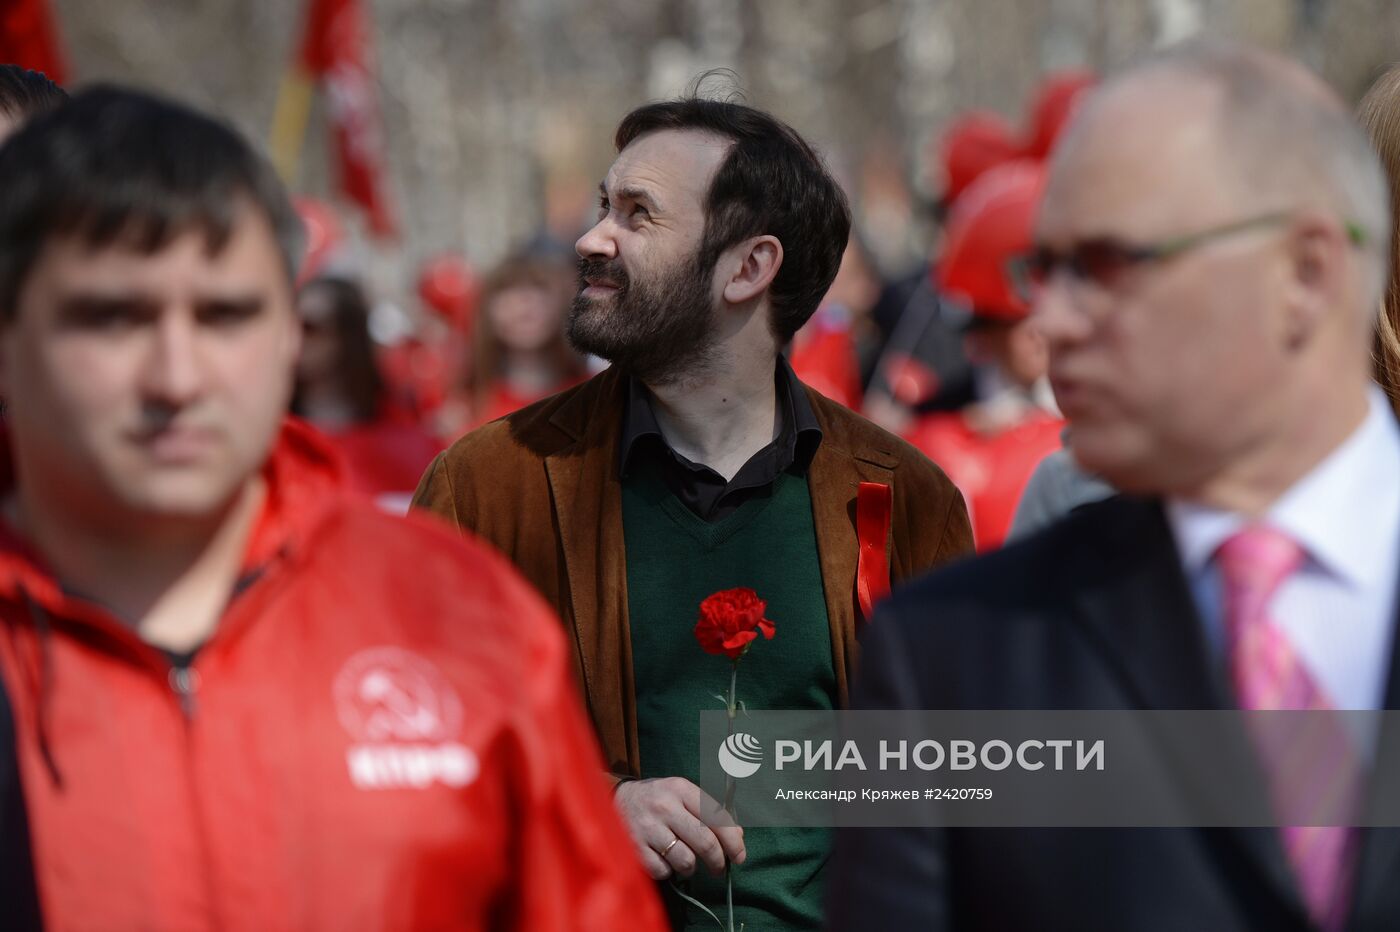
[724,661,737,811]
[727,862,735,932]
[726,659,738,932]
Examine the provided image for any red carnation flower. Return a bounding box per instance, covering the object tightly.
[694,587,777,661]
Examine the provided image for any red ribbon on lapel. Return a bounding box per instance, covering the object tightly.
[856,481,893,623]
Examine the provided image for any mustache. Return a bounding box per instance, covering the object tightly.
[131,403,215,438]
[576,257,629,291]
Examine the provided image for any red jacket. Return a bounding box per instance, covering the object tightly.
[789,307,863,412]
[0,419,665,932]
[905,408,1064,551]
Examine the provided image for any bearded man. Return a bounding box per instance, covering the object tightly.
[413,94,972,931]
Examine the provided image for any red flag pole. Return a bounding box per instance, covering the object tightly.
[271,71,314,184]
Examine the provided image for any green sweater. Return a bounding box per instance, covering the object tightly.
[622,461,837,932]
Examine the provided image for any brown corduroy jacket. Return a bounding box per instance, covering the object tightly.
[411,366,974,780]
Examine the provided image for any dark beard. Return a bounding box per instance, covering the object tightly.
[567,250,718,386]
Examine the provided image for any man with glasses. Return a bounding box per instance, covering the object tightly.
[827,40,1400,930]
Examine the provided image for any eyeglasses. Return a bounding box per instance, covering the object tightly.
[1005,212,1369,306]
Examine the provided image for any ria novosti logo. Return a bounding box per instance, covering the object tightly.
[718,733,764,779]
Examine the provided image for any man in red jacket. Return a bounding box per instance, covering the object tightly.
[0,61,69,932]
[0,85,664,931]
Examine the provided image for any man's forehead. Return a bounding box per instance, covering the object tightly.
[605,128,732,203]
[1038,80,1235,239]
[31,214,288,295]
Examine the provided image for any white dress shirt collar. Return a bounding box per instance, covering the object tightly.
[1167,388,1400,587]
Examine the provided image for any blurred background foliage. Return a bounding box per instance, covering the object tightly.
[49,0,1400,296]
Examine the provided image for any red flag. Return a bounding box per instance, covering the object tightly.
[295,0,396,238]
[0,0,67,84]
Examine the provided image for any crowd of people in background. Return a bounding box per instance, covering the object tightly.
[6,24,1400,932]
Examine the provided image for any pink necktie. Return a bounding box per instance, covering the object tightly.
[1218,526,1360,932]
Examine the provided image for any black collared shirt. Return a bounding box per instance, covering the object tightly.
[619,357,824,522]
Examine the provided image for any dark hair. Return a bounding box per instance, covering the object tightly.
[614,89,852,343]
[0,84,302,319]
[0,65,66,122]
[291,276,383,423]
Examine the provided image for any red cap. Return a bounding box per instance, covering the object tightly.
[938,111,1020,206]
[936,160,1046,322]
[417,254,479,331]
[1022,70,1097,160]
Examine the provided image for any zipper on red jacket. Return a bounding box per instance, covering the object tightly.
[161,556,296,932]
[9,542,302,929]
[169,664,200,718]
[169,661,227,932]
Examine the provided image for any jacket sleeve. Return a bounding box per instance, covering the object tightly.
[893,459,975,584]
[497,584,667,931]
[825,603,952,930]
[931,483,975,567]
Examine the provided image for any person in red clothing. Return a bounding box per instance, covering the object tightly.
[0,85,665,931]
[932,109,1021,213]
[377,253,479,434]
[293,275,443,512]
[0,62,69,932]
[861,111,1021,436]
[904,160,1064,550]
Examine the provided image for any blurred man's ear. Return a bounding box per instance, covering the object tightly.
[1282,210,1349,349]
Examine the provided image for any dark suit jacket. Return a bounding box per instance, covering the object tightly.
[412,365,974,780]
[826,495,1400,932]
